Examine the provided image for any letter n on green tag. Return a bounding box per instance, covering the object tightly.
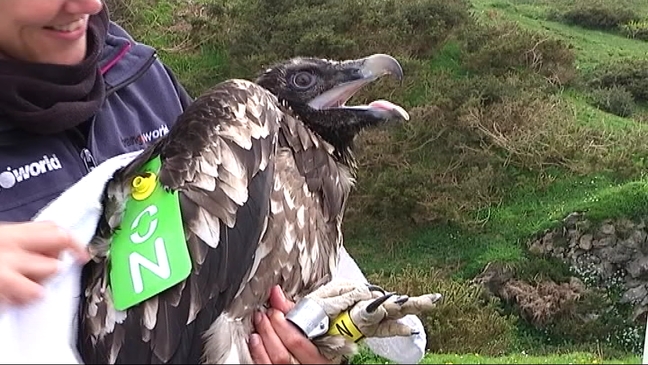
[109,156,192,311]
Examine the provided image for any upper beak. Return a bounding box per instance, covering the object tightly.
[308,54,404,110]
[355,53,404,82]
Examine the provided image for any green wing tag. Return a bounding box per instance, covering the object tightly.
[109,156,192,311]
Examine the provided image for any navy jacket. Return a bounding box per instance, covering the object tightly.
[0,22,193,222]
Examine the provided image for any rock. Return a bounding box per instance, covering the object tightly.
[620,285,647,304]
[627,256,648,278]
[600,223,616,236]
[522,213,648,326]
[604,244,636,265]
[567,228,580,239]
[633,305,648,322]
[563,212,582,228]
[542,232,554,251]
[528,239,545,256]
[617,218,637,240]
[623,230,645,249]
[626,277,645,288]
[569,237,578,248]
[597,261,616,280]
[579,234,593,251]
[593,235,616,248]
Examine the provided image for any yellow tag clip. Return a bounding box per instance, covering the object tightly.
[327,310,365,342]
[131,172,157,201]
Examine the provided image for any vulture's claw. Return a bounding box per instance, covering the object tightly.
[291,280,443,363]
[366,284,386,294]
[346,292,442,340]
[365,293,395,313]
[394,295,409,305]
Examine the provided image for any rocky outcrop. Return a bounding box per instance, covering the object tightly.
[527,212,648,321]
[473,262,587,326]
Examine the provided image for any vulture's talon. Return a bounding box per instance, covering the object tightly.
[366,284,386,294]
[365,293,395,313]
[394,296,409,305]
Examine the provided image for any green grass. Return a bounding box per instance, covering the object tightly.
[352,348,641,364]
[348,170,648,279]
[470,0,648,72]
[352,0,648,274]
[421,352,640,364]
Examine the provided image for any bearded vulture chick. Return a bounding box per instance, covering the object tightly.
[77,54,418,364]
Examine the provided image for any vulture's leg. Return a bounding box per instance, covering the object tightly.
[350,292,442,338]
[288,280,442,362]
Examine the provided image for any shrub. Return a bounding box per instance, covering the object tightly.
[460,21,576,86]
[589,86,635,118]
[560,5,639,30]
[175,0,471,75]
[473,262,643,354]
[367,266,517,355]
[349,69,636,229]
[620,19,648,41]
[586,60,648,103]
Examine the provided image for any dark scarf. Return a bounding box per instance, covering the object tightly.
[0,8,109,135]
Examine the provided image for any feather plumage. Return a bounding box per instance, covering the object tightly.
[77,54,408,364]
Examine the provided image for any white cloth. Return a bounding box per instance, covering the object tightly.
[0,151,426,364]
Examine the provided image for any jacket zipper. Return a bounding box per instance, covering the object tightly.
[105,52,158,97]
[75,52,158,172]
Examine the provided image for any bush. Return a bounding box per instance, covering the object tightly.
[589,86,635,118]
[473,262,643,354]
[586,60,648,103]
[367,266,517,355]
[349,65,648,229]
[560,5,639,30]
[176,0,471,75]
[620,19,648,41]
[460,21,576,86]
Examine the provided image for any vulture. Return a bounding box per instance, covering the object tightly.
[76,53,433,364]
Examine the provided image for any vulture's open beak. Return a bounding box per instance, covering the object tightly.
[307,53,410,121]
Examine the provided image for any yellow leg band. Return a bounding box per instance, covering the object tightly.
[327,310,365,342]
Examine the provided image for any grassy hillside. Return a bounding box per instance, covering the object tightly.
[106,0,648,362]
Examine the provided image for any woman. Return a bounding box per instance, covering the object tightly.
[0,1,333,363]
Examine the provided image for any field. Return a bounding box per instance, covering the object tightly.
[353,348,641,364]
[107,0,648,362]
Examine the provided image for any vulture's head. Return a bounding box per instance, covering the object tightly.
[256,53,409,156]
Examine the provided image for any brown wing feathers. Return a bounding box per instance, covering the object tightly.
[78,80,282,364]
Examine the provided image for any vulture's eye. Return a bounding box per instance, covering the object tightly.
[291,71,317,89]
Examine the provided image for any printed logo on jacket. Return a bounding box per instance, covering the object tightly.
[121,124,170,147]
[0,154,62,190]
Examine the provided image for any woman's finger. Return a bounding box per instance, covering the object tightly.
[248,333,272,364]
[0,269,44,305]
[2,221,89,262]
[16,252,60,283]
[268,309,330,364]
[254,310,295,364]
[268,285,294,313]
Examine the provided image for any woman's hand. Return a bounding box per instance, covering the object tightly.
[0,221,90,305]
[249,285,338,364]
